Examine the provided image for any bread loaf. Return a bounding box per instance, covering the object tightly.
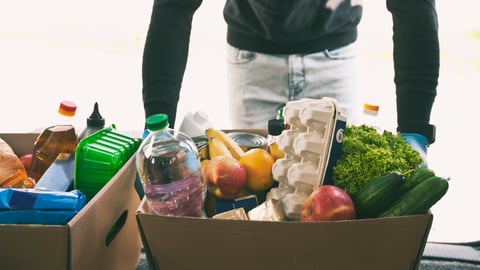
[0,137,29,187]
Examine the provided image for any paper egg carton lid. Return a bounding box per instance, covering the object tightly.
[273,98,339,192]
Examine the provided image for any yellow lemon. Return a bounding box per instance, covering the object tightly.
[239,148,275,191]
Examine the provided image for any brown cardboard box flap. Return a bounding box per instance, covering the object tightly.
[0,133,142,270]
[137,198,432,270]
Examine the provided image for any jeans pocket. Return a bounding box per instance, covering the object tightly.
[226,44,256,65]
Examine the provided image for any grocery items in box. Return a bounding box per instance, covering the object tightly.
[269,97,346,220]
[266,118,285,161]
[205,128,246,160]
[239,148,275,192]
[265,118,295,202]
[300,185,356,222]
[227,132,268,151]
[212,208,249,220]
[0,188,86,225]
[178,110,213,138]
[29,100,78,182]
[35,154,75,191]
[78,101,106,141]
[247,198,286,221]
[74,125,140,200]
[192,135,209,161]
[332,124,424,196]
[0,137,32,188]
[214,194,258,214]
[136,114,206,217]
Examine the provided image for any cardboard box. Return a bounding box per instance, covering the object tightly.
[136,128,433,270]
[137,198,432,270]
[0,133,142,270]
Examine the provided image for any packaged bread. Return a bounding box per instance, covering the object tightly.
[0,137,32,188]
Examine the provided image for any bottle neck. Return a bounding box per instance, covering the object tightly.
[267,134,278,145]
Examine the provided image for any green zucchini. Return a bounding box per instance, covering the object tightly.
[399,167,435,195]
[379,176,449,218]
[353,172,404,219]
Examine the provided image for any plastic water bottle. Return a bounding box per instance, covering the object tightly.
[135,114,206,217]
[78,102,105,140]
[28,100,78,182]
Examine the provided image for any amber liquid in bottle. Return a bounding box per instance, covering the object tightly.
[28,100,78,182]
[28,125,77,182]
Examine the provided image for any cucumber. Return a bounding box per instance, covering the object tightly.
[399,167,435,195]
[353,172,404,219]
[379,176,449,218]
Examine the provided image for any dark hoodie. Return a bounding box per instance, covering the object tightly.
[142,0,438,143]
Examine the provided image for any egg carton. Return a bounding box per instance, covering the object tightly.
[268,97,347,220]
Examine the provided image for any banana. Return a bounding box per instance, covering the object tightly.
[208,136,233,158]
[206,128,245,160]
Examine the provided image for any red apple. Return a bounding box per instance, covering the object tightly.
[19,153,33,172]
[203,156,247,199]
[301,185,356,222]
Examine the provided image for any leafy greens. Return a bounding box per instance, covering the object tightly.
[332,125,422,196]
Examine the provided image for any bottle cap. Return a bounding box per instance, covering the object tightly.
[363,103,380,112]
[146,114,169,131]
[58,100,77,117]
[86,102,105,127]
[268,119,284,136]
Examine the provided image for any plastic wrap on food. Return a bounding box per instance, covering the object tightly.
[248,199,286,221]
[0,188,87,225]
[212,208,249,220]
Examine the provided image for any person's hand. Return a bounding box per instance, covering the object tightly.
[400,133,429,168]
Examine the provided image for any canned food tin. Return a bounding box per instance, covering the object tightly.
[227,132,267,151]
[192,135,209,160]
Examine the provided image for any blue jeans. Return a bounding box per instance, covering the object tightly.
[226,43,359,129]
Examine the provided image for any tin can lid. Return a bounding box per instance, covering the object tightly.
[227,132,267,149]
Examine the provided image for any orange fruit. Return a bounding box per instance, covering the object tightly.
[239,148,275,191]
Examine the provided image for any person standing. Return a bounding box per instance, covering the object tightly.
[141,0,439,166]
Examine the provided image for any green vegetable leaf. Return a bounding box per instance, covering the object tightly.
[332,125,422,196]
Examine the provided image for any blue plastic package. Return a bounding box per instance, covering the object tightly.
[35,154,75,192]
[0,188,87,225]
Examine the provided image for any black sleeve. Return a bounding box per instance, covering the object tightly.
[142,0,202,128]
[387,0,439,143]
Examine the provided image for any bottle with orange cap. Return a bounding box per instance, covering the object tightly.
[28,100,79,182]
[362,102,382,133]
